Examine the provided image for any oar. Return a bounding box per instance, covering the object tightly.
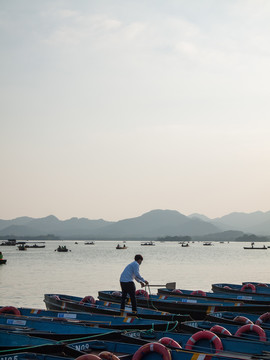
[147,282,176,290]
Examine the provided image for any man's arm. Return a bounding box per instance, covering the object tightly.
[133,262,148,285]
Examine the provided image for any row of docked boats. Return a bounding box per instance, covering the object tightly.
[2,281,270,360]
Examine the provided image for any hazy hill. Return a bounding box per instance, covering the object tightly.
[0,209,219,239]
[247,219,270,236]
[0,225,40,237]
[91,209,220,238]
[213,211,270,228]
[0,215,113,238]
[189,211,270,235]
[0,217,33,230]
[26,215,112,237]
[0,209,269,239]
[189,213,231,231]
[188,213,211,222]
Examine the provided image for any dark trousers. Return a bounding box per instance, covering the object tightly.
[120,281,137,312]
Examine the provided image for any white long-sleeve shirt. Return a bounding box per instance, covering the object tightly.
[120,260,145,283]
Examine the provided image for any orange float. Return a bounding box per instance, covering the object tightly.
[99,351,120,360]
[135,290,149,299]
[158,337,182,348]
[191,290,206,296]
[240,283,256,293]
[235,324,267,341]
[132,342,171,360]
[0,306,21,315]
[185,330,223,352]
[256,312,270,325]
[233,316,253,324]
[79,295,96,305]
[210,325,232,336]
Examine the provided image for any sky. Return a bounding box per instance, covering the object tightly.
[1,0,270,221]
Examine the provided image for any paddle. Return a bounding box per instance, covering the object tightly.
[147,282,176,290]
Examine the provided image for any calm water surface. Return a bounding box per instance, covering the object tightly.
[0,240,269,308]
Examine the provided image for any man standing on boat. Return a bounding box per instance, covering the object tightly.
[120,254,148,313]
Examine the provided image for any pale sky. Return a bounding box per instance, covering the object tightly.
[1,0,270,221]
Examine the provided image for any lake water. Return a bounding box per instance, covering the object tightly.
[0,240,269,309]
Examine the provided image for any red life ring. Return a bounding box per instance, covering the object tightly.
[99,351,120,360]
[233,316,253,325]
[79,296,96,305]
[257,283,268,287]
[256,312,270,325]
[135,290,149,299]
[191,290,206,297]
[240,283,256,293]
[0,306,21,315]
[132,342,171,360]
[210,325,232,336]
[185,331,223,352]
[158,337,182,349]
[235,324,267,341]
[172,289,183,294]
[76,355,102,360]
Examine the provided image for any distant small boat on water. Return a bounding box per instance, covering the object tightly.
[181,243,189,247]
[141,241,155,246]
[0,239,17,246]
[116,244,127,249]
[84,241,95,245]
[244,242,267,250]
[55,245,70,252]
[25,243,45,248]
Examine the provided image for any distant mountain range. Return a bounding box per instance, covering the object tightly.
[0,209,270,240]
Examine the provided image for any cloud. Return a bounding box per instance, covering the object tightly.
[44,13,122,45]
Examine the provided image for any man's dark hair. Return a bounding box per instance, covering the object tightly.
[134,254,143,261]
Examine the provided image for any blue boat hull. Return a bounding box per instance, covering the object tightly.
[0,331,81,357]
[212,283,270,296]
[122,329,270,355]
[181,320,270,342]
[44,293,191,322]
[67,338,260,360]
[157,287,270,304]
[206,311,270,329]
[0,313,121,341]
[0,306,178,331]
[98,290,270,319]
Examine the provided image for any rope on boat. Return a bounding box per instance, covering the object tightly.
[145,284,160,312]
[145,284,179,332]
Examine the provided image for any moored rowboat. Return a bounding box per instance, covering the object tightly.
[0,330,70,355]
[212,283,270,296]
[180,320,270,342]
[206,310,270,330]
[0,306,179,331]
[98,290,270,319]
[67,338,265,360]
[122,328,270,355]
[44,293,191,323]
[0,313,122,341]
[157,287,270,304]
